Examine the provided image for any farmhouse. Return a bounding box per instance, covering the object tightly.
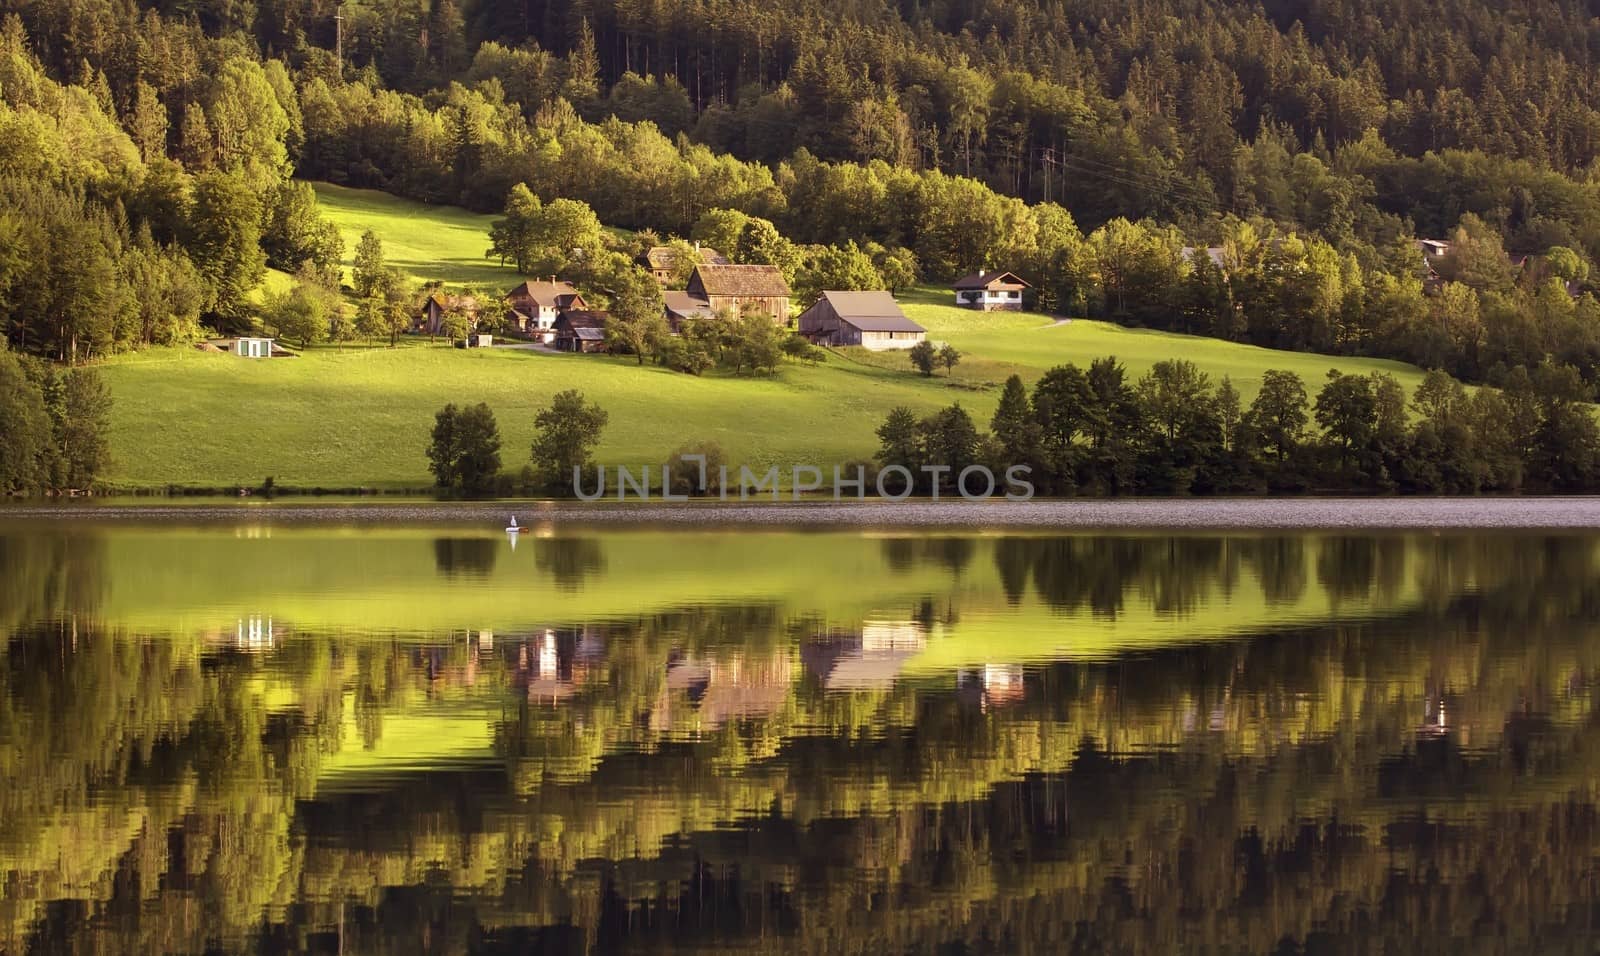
[554,310,608,353]
[506,279,587,343]
[663,290,714,330]
[952,270,1029,311]
[797,291,926,350]
[416,291,480,337]
[638,243,729,285]
[686,264,791,324]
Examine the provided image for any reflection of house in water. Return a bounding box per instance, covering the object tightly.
[515,627,606,703]
[234,615,273,651]
[1417,694,1452,738]
[653,650,795,730]
[957,664,1027,712]
[801,620,927,691]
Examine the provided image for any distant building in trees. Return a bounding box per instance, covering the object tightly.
[1416,239,1450,293]
[1416,238,1451,261]
[686,264,791,324]
[797,290,926,350]
[638,243,729,285]
[952,270,1029,311]
[553,310,609,352]
[505,279,587,343]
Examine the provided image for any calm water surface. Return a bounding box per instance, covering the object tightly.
[4,504,1600,953]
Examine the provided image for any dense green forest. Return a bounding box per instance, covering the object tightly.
[7,0,1600,488]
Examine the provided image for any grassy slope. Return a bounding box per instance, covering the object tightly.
[97,184,1435,489]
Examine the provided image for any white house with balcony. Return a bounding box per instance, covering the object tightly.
[952,270,1030,311]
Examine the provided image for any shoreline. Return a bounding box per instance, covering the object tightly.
[4,497,1600,530]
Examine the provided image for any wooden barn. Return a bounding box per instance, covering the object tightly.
[686,264,791,324]
[797,291,926,350]
[554,310,608,353]
[415,291,481,337]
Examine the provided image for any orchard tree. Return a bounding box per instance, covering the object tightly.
[909,339,937,376]
[867,242,919,294]
[692,208,751,256]
[352,230,388,299]
[938,343,961,375]
[733,217,801,281]
[595,254,667,364]
[265,280,333,348]
[428,402,503,496]
[487,186,603,278]
[531,389,609,490]
[487,183,543,272]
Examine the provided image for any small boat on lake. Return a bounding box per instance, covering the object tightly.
[506,516,521,533]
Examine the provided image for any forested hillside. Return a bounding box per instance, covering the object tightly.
[7,0,1600,394]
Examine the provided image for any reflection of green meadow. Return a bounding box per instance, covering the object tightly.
[58,526,1453,664]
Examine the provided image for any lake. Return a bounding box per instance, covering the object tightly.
[3,502,1600,953]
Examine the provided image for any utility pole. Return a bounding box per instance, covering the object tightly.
[334,4,345,73]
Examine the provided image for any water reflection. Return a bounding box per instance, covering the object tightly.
[2,524,1600,952]
[533,537,607,591]
[432,537,498,578]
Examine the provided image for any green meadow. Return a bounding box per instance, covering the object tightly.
[96,184,1435,490]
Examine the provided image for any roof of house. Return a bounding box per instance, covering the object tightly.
[806,290,926,333]
[690,264,791,297]
[642,245,730,270]
[573,327,604,341]
[558,309,608,330]
[952,270,1030,290]
[507,280,582,309]
[426,292,481,312]
[663,291,714,317]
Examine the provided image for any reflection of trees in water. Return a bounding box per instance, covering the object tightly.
[0,531,106,634]
[431,536,499,578]
[9,534,1600,951]
[1238,535,1307,606]
[991,536,1237,618]
[534,537,606,590]
[278,600,1600,955]
[1314,535,1409,606]
[880,537,976,577]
